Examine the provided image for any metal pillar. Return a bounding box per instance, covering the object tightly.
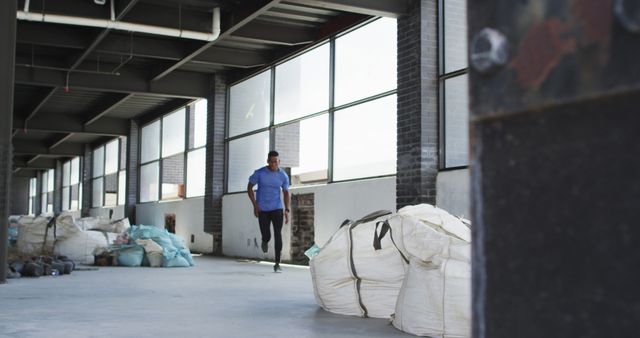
[0,0,17,284]
[469,1,640,337]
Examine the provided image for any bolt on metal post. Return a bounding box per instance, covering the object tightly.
[470,28,509,74]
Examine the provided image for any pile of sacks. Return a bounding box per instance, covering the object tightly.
[14,214,193,268]
[101,225,194,268]
[14,214,126,264]
[309,204,471,337]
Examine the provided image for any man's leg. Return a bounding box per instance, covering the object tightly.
[272,210,284,264]
[258,212,272,253]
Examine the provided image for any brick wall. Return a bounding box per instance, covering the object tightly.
[125,120,138,222]
[396,0,439,209]
[161,154,184,185]
[204,73,226,253]
[290,193,315,264]
[274,121,301,168]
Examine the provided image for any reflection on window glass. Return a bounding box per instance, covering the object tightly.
[444,74,469,167]
[71,185,80,211]
[227,131,269,193]
[333,95,397,181]
[335,18,396,106]
[187,148,206,198]
[118,170,126,205]
[275,44,329,123]
[105,139,119,174]
[161,154,184,200]
[162,109,186,158]
[62,187,70,211]
[275,114,328,185]
[229,70,271,137]
[141,121,160,163]
[63,162,70,187]
[93,146,104,178]
[41,172,47,194]
[47,169,54,192]
[71,157,80,184]
[193,99,207,148]
[41,194,47,214]
[92,178,103,207]
[140,162,159,202]
[104,173,118,206]
[444,0,468,73]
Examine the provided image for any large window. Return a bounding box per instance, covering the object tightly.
[439,0,469,168]
[139,100,207,202]
[226,18,397,193]
[62,157,82,211]
[92,138,126,208]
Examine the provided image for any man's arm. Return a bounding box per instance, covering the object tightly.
[247,183,260,217]
[283,189,290,224]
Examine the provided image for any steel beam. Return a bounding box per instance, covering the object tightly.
[14,66,209,98]
[284,0,411,18]
[14,115,129,136]
[151,0,282,81]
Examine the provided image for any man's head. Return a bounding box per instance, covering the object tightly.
[267,150,280,172]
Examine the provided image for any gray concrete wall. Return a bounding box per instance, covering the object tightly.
[136,197,213,253]
[222,177,396,261]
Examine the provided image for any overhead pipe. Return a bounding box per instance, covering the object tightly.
[17,6,221,42]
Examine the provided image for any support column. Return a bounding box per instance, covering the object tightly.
[53,160,62,214]
[0,0,17,284]
[469,2,640,337]
[204,73,226,254]
[396,0,439,209]
[81,145,93,217]
[125,121,139,223]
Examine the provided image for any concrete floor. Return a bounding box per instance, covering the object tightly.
[0,256,415,338]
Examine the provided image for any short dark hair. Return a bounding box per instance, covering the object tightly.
[268,150,279,158]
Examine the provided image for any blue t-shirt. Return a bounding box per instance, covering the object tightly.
[248,167,290,212]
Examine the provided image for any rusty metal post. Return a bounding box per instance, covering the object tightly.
[469,1,640,337]
[0,0,17,284]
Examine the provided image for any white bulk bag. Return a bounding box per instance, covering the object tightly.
[310,211,409,318]
[17,216,56,256]
[392,204,471,338]
[54,231,117,265]
[393,257,471,338]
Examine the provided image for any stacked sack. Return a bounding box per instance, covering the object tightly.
[309,204,471,337]
[391,204,471,338]
[310,210,408,318]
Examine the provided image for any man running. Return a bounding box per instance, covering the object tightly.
[247,150,290,272]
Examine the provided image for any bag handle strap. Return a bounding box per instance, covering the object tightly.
[373,220,409,264]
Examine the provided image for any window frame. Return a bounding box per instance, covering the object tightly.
[224,17,398,194]
[91,138,126,208]
[61,156,82,212]
[438,0,470,170]
[138,100,207,203]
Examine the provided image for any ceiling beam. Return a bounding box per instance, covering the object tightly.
[67,0,140,71]
[13,140,84,157]
[135,98,194,126]
[22,86,58,127]
[230,21,315,46]
[85,93,134,125]
[151,0,282,81]
[13,157,57,170]
[15,66,209,98]
[17,23,270,68]
[14,115,129,136]
[283,0,412,18]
